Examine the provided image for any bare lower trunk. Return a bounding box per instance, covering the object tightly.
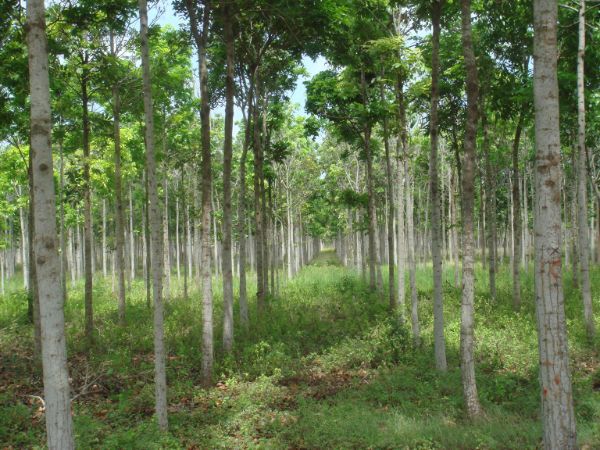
[139,0,168,430]
[406,162,420,346]
[459,0,482,419]
[533,0,577,446]
[222,0,235,351]
[26,1,75,445]
[512,107,525,310]
[576,0,595,339]
[81,63,94,344]
[429,0,447,371]
[483,108,497,300]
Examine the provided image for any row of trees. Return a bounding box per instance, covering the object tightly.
[3,0,600,448]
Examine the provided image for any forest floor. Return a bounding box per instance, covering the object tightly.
[1,250,600,449]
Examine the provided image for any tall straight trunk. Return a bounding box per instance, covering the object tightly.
[396,76,408,318]
[512,107,525,310]
[163,175,170,300]
[81,60,93,344]
[139,0,168,430]
[380,78,396,311]
[576,0,595,339]
[102,199,107,278]
[237,103,250,327]
[175,184,181,284]
[406,161,420,346]
[129,184,135,282]
[221,0,235,352]
[252,80,266,310]
[361,69,379,292]
[429,0,447,371]
[58,139,67,302]
[19,196,29,290]
[533,0,577,446]
[482,107,497,299]
[28,140,41,356]
[186,0,214,385]
[25,0,75,445]
[459,0,482,418]
[451,170,460,286]
[144,172,151,308]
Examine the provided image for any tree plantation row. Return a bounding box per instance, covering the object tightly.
[1,0,600,448]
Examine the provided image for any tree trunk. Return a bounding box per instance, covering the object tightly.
[186,0,214,385]
[482,107,497,300]
[237,101,251,327]
[512,107,525,310]
[406,161,420,346]
[380,78,396,312]
[81,58,94,344]
[459,0,482,419]
[139,0,168,430]
[26,0,75,445]
[533,0,577,446]
[222,0,235,352]
[429,0,447,371]
[576,0,595,339]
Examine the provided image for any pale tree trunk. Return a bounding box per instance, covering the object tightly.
[429,0,447,371]
[533,0,577,446]
[129,185,135,282]
[26,0,75,445]
[576,0,595,339]
[361,69,379,292]
[81,59,93,344]
[237,105,250,327]
[221,0,235,352]
[395,75,407,320]
[19,199,29,290]
[380,78,396,312]
[406,160,420,346]
[459,0,482,418]
[253,82,266,309]
[186,0,214,385]
[483,107,497,300]
[28,133,42,358]
[163,176,170,300]
[59,140,68,302]
[512,107,525,310]
[175,184,181,285]
[102,199,107,278]
[139,0,168,430]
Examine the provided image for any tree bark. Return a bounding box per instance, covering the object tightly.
[81,55,93,344]
[26,0,75,445]
[512,106,525,310]
[429,0,447,371]
[533,0,577,446]
[576,0,595,339]
[459,0,482,419]
[186,0,214,385]
[482,106,497,300]
[139,0,168,430]
[222,0,235,351]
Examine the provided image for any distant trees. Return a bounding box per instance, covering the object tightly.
[5,0,600,447]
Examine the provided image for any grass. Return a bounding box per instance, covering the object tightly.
[1,250,600,448]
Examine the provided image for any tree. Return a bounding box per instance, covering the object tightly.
[429,0,447,371]
[533,0,577,446]
[575,0,595,340]
[459,0,482,419]
[26,0,74,447]
[139,0,168,431]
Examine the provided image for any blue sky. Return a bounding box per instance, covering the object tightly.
[149,1,328,120]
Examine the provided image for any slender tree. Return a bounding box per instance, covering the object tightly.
[139,0,168,431]
[26,0,74,446]
[429,0,447,371]
[533,0,577,446]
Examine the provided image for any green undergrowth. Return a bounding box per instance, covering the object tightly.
[1,250,600,448]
